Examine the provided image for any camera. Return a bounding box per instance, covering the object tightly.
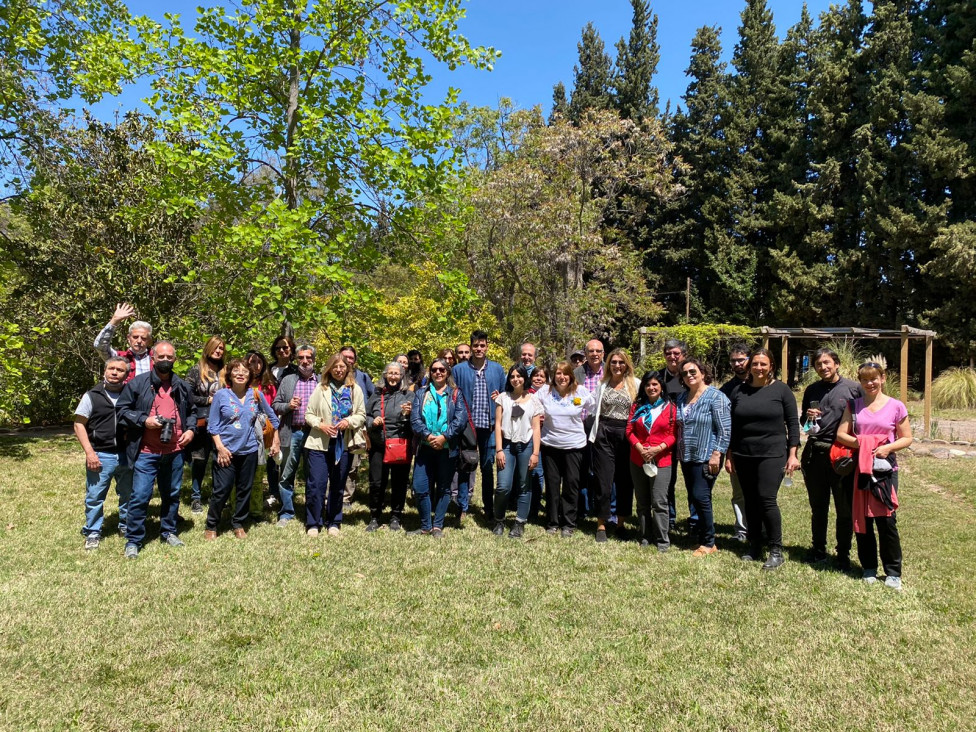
[157,417,177,443]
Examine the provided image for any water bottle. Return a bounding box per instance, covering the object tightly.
[783,472,793,488]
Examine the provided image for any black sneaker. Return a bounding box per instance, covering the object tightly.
[595,529,608,543]
[509,522,525,539]
[808,550,829,565]
[389,517,402,532]
[762,551,785,570]
[836,555,852,572]
[365,519,380,532]
[191,499,203,514]
[407,528,430,536]
[432,527,444,539]
[492,521,505,536]
[639,539,650,548]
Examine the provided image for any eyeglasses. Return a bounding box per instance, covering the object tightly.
[681,368,699,377]
[276,345,291,352]
[430,367,447,374]
[665,350,684,357]
[730,357,748,363]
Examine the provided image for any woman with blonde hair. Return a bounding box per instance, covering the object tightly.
[184,336,225,514]
[588,348,640,543]
[303,353,367,537]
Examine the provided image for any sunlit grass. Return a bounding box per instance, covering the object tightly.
[1,435,974,731]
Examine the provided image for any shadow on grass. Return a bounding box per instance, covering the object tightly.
[0,437,34,461]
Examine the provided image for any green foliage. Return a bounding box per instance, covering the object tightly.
[640,324,755,380]
[613,0,660,121]
[930,368,976,410]
[567,22,614,124]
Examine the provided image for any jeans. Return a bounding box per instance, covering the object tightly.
[668,454,698,527]
[494,440,533,523]
[540,445,583,530]
[305,441,354,530]
[368,448,410,521]
[278,427,308,520]
[631,461,672,549]
[530,462,545,520]
[457,427,495,516]
[126,450,184,548]
[413,446,456,531]
[681,461,718,547]
[208,451,258,530]
[82,451,132,537]
[802,440,854,558]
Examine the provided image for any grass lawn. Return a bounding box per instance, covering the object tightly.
[1,435,975,731]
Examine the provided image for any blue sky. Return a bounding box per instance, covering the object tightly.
[98,0,836,120]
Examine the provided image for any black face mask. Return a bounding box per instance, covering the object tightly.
[155,361,174,375]
[409,362,421,374]
[207,356,224,367]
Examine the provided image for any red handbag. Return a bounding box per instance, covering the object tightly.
[381,392,410,465]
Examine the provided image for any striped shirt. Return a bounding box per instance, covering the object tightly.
[675,386,731,463]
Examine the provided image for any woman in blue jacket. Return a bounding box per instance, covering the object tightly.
[409,358,468,537]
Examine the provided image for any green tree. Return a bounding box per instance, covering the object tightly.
[550,82,569,123]
[567,22,614,124]
[77,0,497,339]
[614,0,660,121]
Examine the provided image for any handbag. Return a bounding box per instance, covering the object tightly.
[830,399,857,476]
[253,388,275,448]
[381,392,410,465]
[454,389,480,472]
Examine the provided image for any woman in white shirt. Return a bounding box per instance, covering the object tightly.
[492,365,543,539]
[537,361,596,537]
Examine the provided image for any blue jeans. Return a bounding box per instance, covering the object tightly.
[82,451,132,536]
[278,427,308,520]
[305,441,353,530]
[681,461,717,547]
[413,446,456,531]
[457,427,495,516]
[126,451,184,548]
[494,440,533,523]
[668,460,698,527]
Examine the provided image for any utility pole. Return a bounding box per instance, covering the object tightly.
[685,277,691,322]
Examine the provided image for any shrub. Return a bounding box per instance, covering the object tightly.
[930,368,976,410]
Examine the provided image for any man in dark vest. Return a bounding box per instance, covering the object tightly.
[116,340,198,558]
[73,356,133,550]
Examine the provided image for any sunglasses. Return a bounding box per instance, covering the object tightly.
[681,368,699,377]
[430,367,448,374]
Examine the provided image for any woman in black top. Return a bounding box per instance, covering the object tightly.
[365,362,413,532]
[726,349,800,570]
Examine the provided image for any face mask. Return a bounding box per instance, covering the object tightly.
[207,356,223,367]
[155,361,174,375]
[298,364,314,378]
[409,362,421,374]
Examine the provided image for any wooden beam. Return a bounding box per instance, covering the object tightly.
[900,325,909,404]
[924,335,933,438]
[781,336,789,385]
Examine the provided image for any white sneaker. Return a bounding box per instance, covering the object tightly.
[328,526,340,537]
[306,528,319,537]
[884,576,902,591]
[863,570,877,585]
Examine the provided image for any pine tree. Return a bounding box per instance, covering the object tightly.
[614,0,660,121]
[550,82,569,124]
[568,22,614,124]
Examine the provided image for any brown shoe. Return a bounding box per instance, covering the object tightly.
[693,544,717,557]
[233,528,247,539]
[204,530,217,541]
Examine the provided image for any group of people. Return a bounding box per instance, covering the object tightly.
[75,305,912,588]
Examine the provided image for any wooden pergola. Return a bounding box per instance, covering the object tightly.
[758,326,937,436]
[638,325,937,436]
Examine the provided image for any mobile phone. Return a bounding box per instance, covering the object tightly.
[810,400,820,410]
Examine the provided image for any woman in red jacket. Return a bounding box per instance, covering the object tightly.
[627,372,678,551]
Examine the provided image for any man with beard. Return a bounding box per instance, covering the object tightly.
[800,347,863,568]
[116,341,198,558]
[455,344,471,363]
[74,356,133,550]
[93,303,154,383]
[720,343,752,542]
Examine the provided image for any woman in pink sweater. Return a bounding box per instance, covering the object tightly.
[626,372,678,551]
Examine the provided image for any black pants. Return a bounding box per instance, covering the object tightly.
[367,448,410,521]
[208,451,258,530]
[734,454,786,552]
[541,445,583,529]
[855,473,902,577]
[801,441,854,558]
[590,418,633,521]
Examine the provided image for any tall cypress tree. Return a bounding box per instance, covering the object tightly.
[568,22,614,124]
[550,82,569,123]
[614,0,661,121]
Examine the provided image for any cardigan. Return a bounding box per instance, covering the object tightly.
[626,401,677,468]
[303,382,367,453]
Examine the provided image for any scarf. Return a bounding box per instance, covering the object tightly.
[631,397,665,428]
[422,385,449,436]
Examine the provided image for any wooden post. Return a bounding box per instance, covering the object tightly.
[639,327,647,363]
[900,325,909,404]
[781,336,789,385]
[924,335,933,438]
[761,327,770,351]
[685,278,691,323]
